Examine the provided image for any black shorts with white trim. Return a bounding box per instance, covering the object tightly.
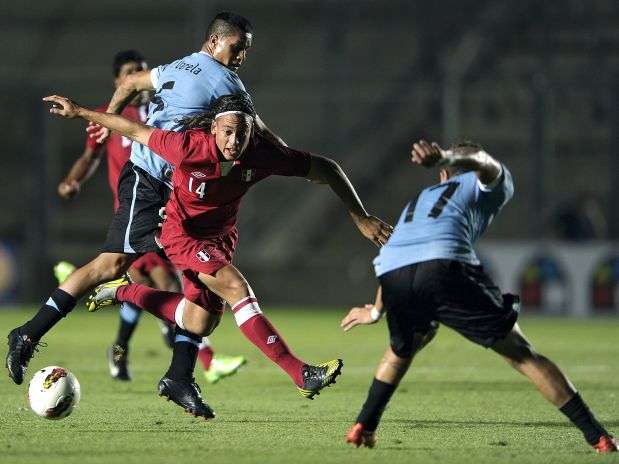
[379,259,519,357]
[102,161,170,254]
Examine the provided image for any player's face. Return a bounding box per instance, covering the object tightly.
[210,31,253,72]
[114,61,147,88]
[211,114,253,160]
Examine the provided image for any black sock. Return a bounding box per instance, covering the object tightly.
[114,320,138,350]
[356,378,397,431]
[165,327,200,382]
[559,393,608,445]
[114,304,142,349]
[21,288,76,341]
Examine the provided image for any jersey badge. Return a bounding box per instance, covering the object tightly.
[191,171,207,178]
[196,249,211,263]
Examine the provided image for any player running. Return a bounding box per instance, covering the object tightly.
[342,140,617,453]
[43,91,392,418]
[55,49,246,384]
[5,12,300,395]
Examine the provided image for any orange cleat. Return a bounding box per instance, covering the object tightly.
[346,423,376,448]
[593,435,618,453]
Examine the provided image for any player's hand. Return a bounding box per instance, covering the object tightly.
[43,95,81,119]
[57,180,80,200]
[87,122,111,144]
[352,214,393,247]
[341,304,378,332]
[411,139,447,168]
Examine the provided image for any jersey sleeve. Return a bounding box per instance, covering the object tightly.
[261,141,312,177]
[150,66,162,89]
[147,129,216,167]
[476,164,514,209]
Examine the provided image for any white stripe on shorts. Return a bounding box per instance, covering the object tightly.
[123,167,141,253]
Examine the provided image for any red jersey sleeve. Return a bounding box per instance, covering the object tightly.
[256,136,312,177]
[147,128,217,167]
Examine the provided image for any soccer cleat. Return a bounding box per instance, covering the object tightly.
[5,328,40,385]
[297,358,343,399]
[593,435,618,453]
[158,376,215,420]
[107,344,131,381]
[53,261,76,285]
[346,423,377,448]
[203,355,247,384]
[86,275,131,312]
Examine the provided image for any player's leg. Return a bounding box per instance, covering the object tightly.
[347,326,436,448]
[347,264,436,447]
[198,264,342,398]
[105,265,150,381]
[6,251,133,384]
[491,324,617,452]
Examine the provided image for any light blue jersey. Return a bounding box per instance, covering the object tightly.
[130,51,247,184]
[374,166,514,277]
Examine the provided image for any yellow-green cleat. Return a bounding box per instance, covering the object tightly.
[86,275,131,312]
[53,261,76,285]
[203,355,247,384]
[297,359,343,399]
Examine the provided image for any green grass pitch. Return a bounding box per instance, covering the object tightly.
[0,307,618,464]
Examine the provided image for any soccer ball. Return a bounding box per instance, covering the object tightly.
[28,366,81,419]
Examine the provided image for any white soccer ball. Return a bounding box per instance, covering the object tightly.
[28,366,81,419]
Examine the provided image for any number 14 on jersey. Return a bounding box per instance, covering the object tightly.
[188,177,206,199]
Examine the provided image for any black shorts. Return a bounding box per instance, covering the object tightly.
[379,259,519,356]
[102,162,171,254]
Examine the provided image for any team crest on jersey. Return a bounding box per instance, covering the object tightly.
[196,249,211,263]
[242,169,255,182]
[191,171,207,178]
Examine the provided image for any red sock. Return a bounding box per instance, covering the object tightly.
[197,345,214,370]
[232,297,305,386]
[116,283,183,326]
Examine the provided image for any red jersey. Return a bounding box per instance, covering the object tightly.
[148,129,312,238]
[85,104,148,210]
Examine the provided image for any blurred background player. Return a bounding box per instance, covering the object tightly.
[54,50,245,384]
[342,140,617,453]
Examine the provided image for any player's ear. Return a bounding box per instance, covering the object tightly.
[440,168,449,183]
[210,120,217,135]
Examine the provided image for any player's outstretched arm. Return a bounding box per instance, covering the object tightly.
[88,70,154,143]
[43,95,154,147]
[411,139,502,185]
[340,286,384,332]
[306,155,393,247]
[58,145,105,200]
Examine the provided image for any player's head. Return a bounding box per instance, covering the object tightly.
[204,12,253,72]
[440,140,484,182]
[209,93,256,160]
[112,50,147,88]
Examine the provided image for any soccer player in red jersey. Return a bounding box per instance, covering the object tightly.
[43,92,393,418]
[57,50,246,384]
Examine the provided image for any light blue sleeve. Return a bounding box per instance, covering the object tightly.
[477,165,514,210]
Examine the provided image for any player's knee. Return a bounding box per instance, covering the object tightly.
[390,339,413,359]
[220,274,250,298]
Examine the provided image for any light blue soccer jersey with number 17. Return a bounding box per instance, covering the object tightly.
[373,166,514,277]
[130,51,248,185]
